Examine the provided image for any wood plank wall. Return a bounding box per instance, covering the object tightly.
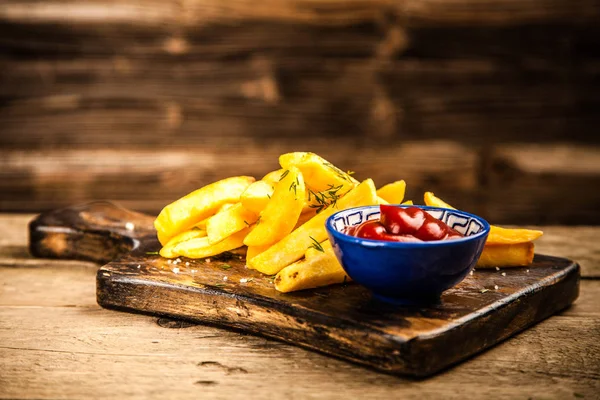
[1,0,599,224]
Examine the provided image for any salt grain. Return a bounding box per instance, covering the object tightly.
[205,258,211,263]
[191,269,197,273]
[495,267,500,271]
[223,276,228,281]
[526,269,530,273]
[501,272,506,276]
[494,285,499,290]
[172,267,180,274]
[167,259,172,264]
[137,265,141,269]
[469,270,474,276]
[125,222,135,231]
[240,278,248,283]
[185,262,190,266]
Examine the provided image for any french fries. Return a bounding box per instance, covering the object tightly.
[155,176,254,245]
[280,152,357,193]
[477,242,534,268]
[275,240,350,293]
[159,228,207,258]
[206,203,258,245]
[240,181,274,214]
[243,166,306,247]
[376,180,406,204]
[173,228,250,259]
[154,151,544,294]
[423,191,543,267]
[247,179,377,275]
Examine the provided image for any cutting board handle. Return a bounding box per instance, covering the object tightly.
[29,201,157,264]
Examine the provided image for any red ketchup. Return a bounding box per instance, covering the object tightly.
[346,205,464,242]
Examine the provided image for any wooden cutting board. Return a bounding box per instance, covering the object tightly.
[29,201,580,377]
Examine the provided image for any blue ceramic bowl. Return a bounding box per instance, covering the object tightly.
[326,205,490,303]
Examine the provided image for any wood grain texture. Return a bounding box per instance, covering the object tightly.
[1,214,599,398]
[28,202,580,377]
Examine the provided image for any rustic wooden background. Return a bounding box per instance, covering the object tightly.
[1,0,599,224]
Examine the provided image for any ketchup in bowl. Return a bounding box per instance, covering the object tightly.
[346,205,463,242]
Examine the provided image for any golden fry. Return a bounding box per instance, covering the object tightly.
[240,181,274,214]
[376,180,406,204]
[477,242,534,268]
[159,228,207,258]
[423,191,543,245]
[154,176,254,245]
[173,228,250,259]
[206,203,258,245]
[248,179,377,275]
[279,152,357,193]
[244,166,306,247]
[274,241,350,293]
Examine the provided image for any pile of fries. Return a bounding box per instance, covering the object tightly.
[155,152,542,293]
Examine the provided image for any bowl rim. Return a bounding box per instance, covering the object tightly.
[326,204,490,248]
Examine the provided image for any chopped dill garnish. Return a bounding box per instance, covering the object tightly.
[145,251,159,255]
[279,169,290,180]
[243,220,250,227]
[308,236,325,253]
[220,264,232,270]
[214,283,226,288]
[480,288,490,293]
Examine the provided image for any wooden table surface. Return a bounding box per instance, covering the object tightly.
[1,214,599,399]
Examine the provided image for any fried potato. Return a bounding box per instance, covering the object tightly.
[240,181,274,214]
[244,166,306,247]
[477,242,534,268]
[246,244,271,264]
[173,228,250,259]
[423,192,543,245]
[279,152,357,193]
[262,169,285,185]
[248,179,378,275]
[376,180,406,204]
[196,203,235,230]
[159,228,207,258]
[155,176,254,245]
[402,200,414,205]
[487,226,543,244]
[274,241,350,293]
[206,203,258,245]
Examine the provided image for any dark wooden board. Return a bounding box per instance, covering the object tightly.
[29,201,580,377]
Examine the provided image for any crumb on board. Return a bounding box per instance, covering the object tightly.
[495,267,500,271]
[501,272,506,276]
[494,285,499,290]
[125,222,135,231]
[172,267,180,274]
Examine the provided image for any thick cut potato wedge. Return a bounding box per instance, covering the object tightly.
[246,244,271,264]
[159,228,207,258]
[423,192,543,245]
[155,176,254,245]
[243,166,306,247]
[173,228,250,259]
[262,169,285,186]
[376,180,406,204]
[477,242,534,268]
[279,152,357,193]
[196,203,235,230]
[206,203,258,245]
[248,179,378,275]
[274,241,350,293]
[240,181,274,214]
[487,226,543,244]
